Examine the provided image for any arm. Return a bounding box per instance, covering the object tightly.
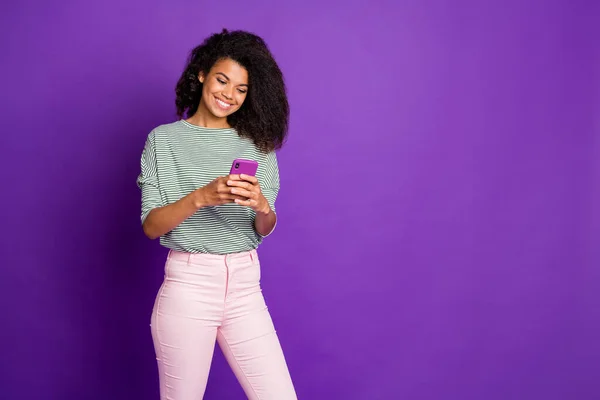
[142,190,203,240]
[142,177,247,240]
[253,200,277,237]
[137,131,247,240]
[143,176,276,239]
[227,173,278,237]
[227,151,280,237]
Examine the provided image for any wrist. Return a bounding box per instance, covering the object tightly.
[191,188,206,210]
[256,199,271,216]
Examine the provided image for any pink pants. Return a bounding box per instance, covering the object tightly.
[150,249,297,400]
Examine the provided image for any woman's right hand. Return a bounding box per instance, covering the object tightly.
[193,175,244,208]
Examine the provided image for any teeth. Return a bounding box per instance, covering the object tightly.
[216,98,231,108]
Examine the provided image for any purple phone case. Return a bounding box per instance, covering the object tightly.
[230,158,258,176]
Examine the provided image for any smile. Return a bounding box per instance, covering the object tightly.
[214,97,233,110]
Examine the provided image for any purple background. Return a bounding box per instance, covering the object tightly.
[1,1,599,399]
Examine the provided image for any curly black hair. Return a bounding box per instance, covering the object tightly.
[175,29,289,153]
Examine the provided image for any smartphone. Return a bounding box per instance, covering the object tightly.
[229,158,258,176]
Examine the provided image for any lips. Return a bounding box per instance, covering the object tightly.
[214,96,233,110]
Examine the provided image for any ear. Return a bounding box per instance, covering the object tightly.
[198,71,205,83]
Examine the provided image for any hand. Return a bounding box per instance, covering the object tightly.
[193,176,246,208]
[227,174,271,214]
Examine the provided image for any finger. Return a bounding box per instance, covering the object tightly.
[239,174,258,184]
[234,198,256,207]
[222,194,247,201]
[230,188,257,199]
[227,174,242,181]
[217,183,241,193]
[226,180,253,190]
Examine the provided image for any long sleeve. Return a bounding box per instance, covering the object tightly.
[262,151,280,213]
[136,131,164,224]
[256,151,280,238]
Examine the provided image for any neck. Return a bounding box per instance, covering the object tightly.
[185,100,230,129]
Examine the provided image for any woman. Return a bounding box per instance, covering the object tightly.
[137,29,297,399]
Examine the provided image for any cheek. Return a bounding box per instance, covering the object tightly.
[202,83,215,95]
[202,84,212,99]
[235,93,247,106]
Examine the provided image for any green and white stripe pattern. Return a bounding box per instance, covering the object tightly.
[137,120,280,255]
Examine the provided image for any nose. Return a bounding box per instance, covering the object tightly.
[222,86,233,100]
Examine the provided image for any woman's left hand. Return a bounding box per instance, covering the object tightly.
[227,174,271,214]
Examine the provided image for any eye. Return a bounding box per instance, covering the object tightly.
[217,78,226,84]
[237,88,247,94]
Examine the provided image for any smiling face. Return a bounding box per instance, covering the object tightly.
[198,58,249,121]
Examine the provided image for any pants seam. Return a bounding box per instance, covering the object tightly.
[154,276,168,399]
[217,329,261,400]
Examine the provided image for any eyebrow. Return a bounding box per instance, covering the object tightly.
[216,72,248,87]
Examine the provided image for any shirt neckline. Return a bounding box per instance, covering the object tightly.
[180,119,236,132]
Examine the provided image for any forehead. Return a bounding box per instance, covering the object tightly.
[210,58,248,84]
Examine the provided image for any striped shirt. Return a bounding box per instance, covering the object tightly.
[136,119,280,255]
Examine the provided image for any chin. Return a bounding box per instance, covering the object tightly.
[210,108,233,119]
